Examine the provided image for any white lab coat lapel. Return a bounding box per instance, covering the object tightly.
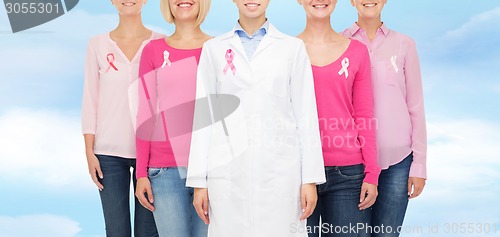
[251,24,284,60]
[228,33,249,63]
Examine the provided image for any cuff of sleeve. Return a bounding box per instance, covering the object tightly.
[409,162,427,179]
[82,120,96,134]
[136,170,148,179]
[302,176,326,185]
[186,178,207,188]
[82,130,95,135]
[363,172,379,186]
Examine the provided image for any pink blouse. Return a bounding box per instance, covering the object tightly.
[82,32,164,159]
[343,24,427,179]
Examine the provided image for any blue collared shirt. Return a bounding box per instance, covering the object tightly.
[234,21,269,59]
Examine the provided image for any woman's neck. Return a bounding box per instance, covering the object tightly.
[167,21,209,49]
[238,15,267,35]
[299,16,339,43]
[170,21,205,40]
[113,14,149,38]
[357,17,383,41]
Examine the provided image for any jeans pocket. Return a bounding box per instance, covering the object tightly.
[148,168,163,179]
[337,164,365,180]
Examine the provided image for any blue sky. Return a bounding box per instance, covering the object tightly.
[0,1,499,236]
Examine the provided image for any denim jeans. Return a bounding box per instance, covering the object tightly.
[96,154,158,237]
[148,167,208,237]
[370,153,413,237]
[307,164,371,237]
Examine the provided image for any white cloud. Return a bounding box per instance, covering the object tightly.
[403,119,500,235]
[432,7,500,62]
[426,120,500,192]
[0,109,93,190]
[420,14,500,116]
[444,7,500,40]
[0,214,81,237]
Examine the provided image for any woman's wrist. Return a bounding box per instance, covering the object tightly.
[85,149,94,156]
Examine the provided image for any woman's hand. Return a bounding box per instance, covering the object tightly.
[300,183,318,221]
[358,182,377,210]
[135,177,155,212]
[408,177,426,199]
[193,188,210,224]
[86,152,104,191]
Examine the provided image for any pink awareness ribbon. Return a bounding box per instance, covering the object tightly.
[161,50,172,68]
[391,55,399,73]
[338,57,349,79]
[223,49,236,75]
[106,53,118,73]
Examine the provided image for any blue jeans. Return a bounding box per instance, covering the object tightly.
[148,167,208,237]
[308,164,371,237]
[96,154,158,237]
[370,153,413,237]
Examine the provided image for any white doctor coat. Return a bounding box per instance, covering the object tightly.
[186,24,326,237]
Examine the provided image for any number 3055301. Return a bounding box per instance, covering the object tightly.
[5,2,60,14]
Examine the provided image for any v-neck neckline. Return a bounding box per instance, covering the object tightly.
[311,40,353,69]
[107,31,154,64]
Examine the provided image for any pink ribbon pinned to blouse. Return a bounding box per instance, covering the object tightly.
[161,50,172,68]
[106,53,118,73]
[223,49,236,75]
[391,55,399,73]
[338,57,349,79]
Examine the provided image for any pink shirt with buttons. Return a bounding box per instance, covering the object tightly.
[343,24,427,179]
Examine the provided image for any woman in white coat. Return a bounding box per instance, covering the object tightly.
[186,1,326,237]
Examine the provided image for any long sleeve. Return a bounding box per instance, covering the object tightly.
[404,39,427,179]
[82,40,99,135]
[353,43,380,185]
[186,43,215,188]
[136,43,157,179]
[290,41,326,185]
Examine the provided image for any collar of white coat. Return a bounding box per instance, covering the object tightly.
[219,22,286,40]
